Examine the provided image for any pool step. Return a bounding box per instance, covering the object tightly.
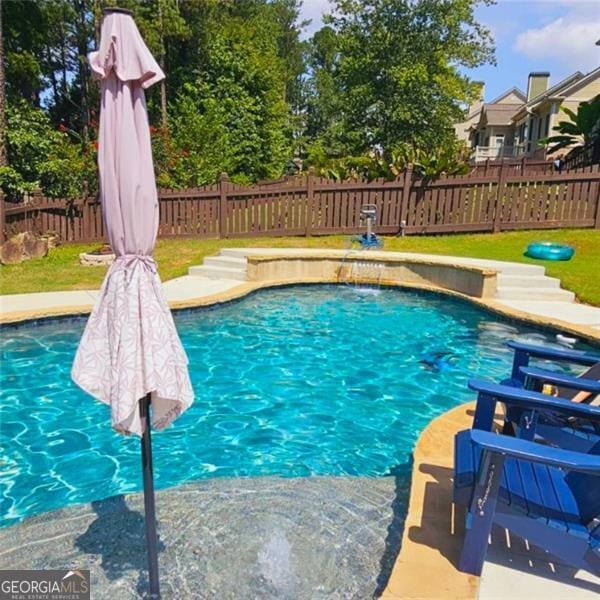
[192,249,578,304]
[488,264,546,277]
[188,255,248,281]
[496,274,561,289]
[495,286,575,302]
[203,255,248,270]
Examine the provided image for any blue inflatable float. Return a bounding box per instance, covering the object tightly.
[526,241,575,261]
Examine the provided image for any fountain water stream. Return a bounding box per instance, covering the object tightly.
[338,251,385,295]
[257,529,299,597]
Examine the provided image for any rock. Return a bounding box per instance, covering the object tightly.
[40,233,60,249]
[79,251,115,267]
[22,234,48,259]
[0,239,24,264]
[0,232,49,264]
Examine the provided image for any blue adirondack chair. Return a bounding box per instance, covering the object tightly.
[504,341,600,390]
[454,382,600,576]
[501,341,600,449]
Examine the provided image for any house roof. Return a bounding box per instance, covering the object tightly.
[482,103,523,126]
[488,87,526,105]
[517,71,584,114]
[510,70,592,123]
[462,86,527,122]
[553,65,600,99]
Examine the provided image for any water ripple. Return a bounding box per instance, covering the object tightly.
[0,285,589,526]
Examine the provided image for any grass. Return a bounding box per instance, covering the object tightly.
[1,229,599,305]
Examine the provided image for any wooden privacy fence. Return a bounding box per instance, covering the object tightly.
[2,164,599,244]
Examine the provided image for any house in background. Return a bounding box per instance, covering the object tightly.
[453,81,486,144]
[456,67,600,162]
[462,86,526,161]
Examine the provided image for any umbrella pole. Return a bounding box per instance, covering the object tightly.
[140,393,161,598]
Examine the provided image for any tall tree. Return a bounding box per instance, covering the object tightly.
[120,0,190,127]
[2,0,46,104]
[0,0,7,166]
[306,0,494,158]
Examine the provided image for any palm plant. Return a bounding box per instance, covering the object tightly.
[540,95,600,155]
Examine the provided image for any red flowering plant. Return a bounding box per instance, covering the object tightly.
[149,124,191,188]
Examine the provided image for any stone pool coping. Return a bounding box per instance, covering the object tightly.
[381,401,480,599]
[1,249,599,344]
[2,275,599,345]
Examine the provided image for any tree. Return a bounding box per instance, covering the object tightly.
[0,100,95,199]
[304,26,346,158]
[119,0,191,128]
[159,0,300,185]
[1,0,47,104]
[0,0,6,166]
[540,95,600,155]
[305,0,494,159]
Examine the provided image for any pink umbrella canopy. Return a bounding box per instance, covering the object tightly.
[72,10,193,436]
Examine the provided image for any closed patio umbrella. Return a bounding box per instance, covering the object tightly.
[72,7,194,597]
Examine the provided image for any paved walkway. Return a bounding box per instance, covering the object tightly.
[0,277,241,318]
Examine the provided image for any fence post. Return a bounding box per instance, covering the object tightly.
[399,164,413,233]
[305,167,315,237]
[218,172,230,239]
[0,191,5,244]
[32,188,43,235]
[493,162,507,233]
[594,176,600,230]
[83,197,92,242]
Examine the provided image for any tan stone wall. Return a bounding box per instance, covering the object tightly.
[246,256,497,299]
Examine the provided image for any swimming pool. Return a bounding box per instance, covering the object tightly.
[0,285,589,526]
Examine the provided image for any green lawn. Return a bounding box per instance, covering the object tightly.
[1,229,599,305]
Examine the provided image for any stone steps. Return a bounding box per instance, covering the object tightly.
[495,286,575,302]
[203,255,248,270]
[188,255,247,281]
[190,248,579,306]
[188,265,247,281]
[496,274,561,289]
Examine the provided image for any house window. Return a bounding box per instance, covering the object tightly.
[527,119,534,141]
[544,114,550,137]
[495,134,505,147]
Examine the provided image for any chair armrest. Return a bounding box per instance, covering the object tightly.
[520,366,600,395]
[507,341,600,366]
[468,379,600,422]
[469,429,600,475]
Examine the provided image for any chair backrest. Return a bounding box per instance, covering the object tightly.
[557,361,600,401]
[565,438,600,523]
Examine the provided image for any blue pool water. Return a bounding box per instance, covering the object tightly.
[0,285,591,526]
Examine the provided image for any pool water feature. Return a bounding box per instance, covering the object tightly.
[0,285,591,527]
[338,251,385,294]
